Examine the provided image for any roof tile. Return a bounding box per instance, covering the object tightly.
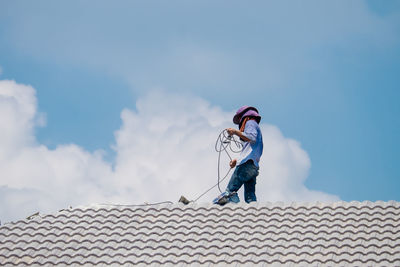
[1,201,399,265]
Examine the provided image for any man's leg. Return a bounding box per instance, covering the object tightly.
[244,177,257,203]
[242,161,259,203]
[226,167,243,203]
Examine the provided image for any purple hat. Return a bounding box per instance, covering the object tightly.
[233,106,261,125]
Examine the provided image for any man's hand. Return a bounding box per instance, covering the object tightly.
[230,159,237,168]
[227,128,237,136]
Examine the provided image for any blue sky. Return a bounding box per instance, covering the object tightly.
[0,1,399,221]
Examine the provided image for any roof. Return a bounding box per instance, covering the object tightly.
[0,201,399,266]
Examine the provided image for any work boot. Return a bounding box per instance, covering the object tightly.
[228,192,240,203]
[212,191,230,206]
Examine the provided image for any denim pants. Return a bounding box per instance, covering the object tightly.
[226,160,259,203]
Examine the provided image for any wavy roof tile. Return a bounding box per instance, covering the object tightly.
[1,201,399,266]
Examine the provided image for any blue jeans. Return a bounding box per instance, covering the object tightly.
[226,160,259,203]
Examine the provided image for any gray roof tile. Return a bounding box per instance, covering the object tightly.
[1,201,400,265]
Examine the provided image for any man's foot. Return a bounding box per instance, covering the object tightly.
[212,191,230,205]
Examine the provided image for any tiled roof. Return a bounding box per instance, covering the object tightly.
[0,201,399,266]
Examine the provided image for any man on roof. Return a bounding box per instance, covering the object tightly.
[215,106,264,204]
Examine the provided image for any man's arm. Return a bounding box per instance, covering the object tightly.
[226,128,251,142]
[227,120,258,143]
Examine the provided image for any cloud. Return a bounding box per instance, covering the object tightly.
[0,80,338,223]
[0,80,115,222]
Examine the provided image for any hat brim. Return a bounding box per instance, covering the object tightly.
[233,107,259,124]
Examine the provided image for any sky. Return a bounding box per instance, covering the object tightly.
[0,0,399,223]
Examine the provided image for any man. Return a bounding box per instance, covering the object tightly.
[215,106,263,204]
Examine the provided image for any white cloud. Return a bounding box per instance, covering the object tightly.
[0,80,114,222]
[0,80,339,223]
